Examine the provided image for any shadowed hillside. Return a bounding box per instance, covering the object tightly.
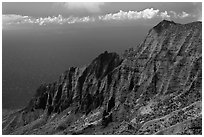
[2,20,202,135]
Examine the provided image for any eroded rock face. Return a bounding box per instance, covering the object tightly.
[3,20,202,135]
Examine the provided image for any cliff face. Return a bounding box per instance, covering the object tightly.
[2,20,202,135]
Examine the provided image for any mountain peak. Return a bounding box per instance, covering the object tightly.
[3,21,202,135]
[153,20,177,34]
[160,19,176,24]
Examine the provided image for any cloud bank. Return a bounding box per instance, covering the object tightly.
[99,9,192,21]
[3,14,95,26]
[99,8,160,21]
[3,8,195,27]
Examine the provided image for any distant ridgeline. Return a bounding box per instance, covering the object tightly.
[3,20,202,135]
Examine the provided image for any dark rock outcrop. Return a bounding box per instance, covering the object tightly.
[2,20,202,135]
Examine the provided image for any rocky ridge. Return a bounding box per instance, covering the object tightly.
[2,20,202,135]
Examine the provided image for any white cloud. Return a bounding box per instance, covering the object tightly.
[64,2,105,13]
[178,11,190,18]
[98,8,192,21]
[2,8,194,28]
[99,8,160,21]
[2,14,29,25]
[141,8,160,19]
[169,11,191,19]
[2,14,95,26]
[169,11,177,18]
[160,11,170,19]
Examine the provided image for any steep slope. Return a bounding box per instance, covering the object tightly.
[2,20,202,135]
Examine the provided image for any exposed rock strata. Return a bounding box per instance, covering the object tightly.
[2,20,202,135]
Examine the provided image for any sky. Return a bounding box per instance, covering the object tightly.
[2,2,202,28]
[2,2,202,109]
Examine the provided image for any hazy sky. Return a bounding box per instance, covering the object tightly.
[2,2,202,29]
[2,2,202,109]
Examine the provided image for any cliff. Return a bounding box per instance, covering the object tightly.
[2,20,202,135]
